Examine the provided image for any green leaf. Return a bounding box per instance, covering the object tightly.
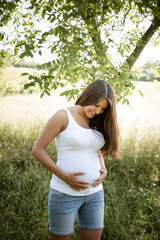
[50,16,56,23]
[38,50,42,56]
[81,6,88,18]
[46,62,52,68]
[25,45,30,50]
[28,51,33,58]
[19,52,27,59]
[24,83,31,89]
[0,33,4,41]
[46,6,52,12]
[42,32,50,38]
[40,92,45,98]
[45,89,51,96]
[29,75,34,80]
[138,89,144,97]
[31,82,35,86]
[60,90,69,96]
[49,68,54,75]
[21,72,29,76]
[51,46,56,53]
[42,9,46,19]
[44,82,49,88]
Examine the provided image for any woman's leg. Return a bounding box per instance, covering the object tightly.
[79,228,102,240]
[50,232,72,240]
[48,188,83,239]
[78,190,104,240]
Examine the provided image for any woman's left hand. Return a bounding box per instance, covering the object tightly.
[92,168,107,187]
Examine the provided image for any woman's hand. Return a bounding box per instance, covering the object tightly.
[92,168,107,187]
[63,172,89,191]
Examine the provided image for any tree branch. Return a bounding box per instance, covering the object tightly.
[125,16,160,69]
[122,1,132,27]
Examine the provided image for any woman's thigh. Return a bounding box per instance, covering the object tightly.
[78,190,104,230]
[48,188,83,236]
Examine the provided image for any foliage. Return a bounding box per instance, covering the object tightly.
[154,61,160,78]
[134,61,160,82]
[1,0,160,102]
[14,60,38,69]
[0,121,160,240]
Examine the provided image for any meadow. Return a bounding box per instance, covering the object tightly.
[0,67,160,239]
[0,122,160,240]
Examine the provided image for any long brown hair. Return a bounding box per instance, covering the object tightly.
[75,79,120,159]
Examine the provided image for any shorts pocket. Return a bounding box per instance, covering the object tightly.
[52,189,67,197]
[48,188,66,208]
[49,189,70,213]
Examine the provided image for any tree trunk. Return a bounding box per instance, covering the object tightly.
[125,16,160,69]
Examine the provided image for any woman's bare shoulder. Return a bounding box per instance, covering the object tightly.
[50,109,68,122]
[41,109,68,136]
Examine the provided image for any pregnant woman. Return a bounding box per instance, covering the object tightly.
[32,79,120,240]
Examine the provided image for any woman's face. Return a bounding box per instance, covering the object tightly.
[84,98,109,119]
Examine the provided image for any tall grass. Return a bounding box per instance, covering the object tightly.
[0,122,160,240]
[102,129,160,240]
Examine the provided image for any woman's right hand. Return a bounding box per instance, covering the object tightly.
[63,172,89,191]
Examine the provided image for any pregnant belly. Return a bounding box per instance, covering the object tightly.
[77,168,101,185]
[57,153,101,185]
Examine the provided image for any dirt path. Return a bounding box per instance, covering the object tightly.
[0,81,160,132]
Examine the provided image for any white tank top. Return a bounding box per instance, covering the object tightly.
[50,108,105,196]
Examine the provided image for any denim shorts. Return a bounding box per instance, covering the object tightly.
[48,188,104,236]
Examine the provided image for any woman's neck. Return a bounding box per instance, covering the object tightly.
[74,105,90,122]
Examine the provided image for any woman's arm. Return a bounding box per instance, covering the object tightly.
[92,150,107,187]
[98,150,107,171]
[32,109,89,191]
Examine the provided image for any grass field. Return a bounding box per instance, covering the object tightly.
[0,121,160,240]
[0,67,160,239]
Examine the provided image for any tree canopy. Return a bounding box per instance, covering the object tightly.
[1,0,160,103]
